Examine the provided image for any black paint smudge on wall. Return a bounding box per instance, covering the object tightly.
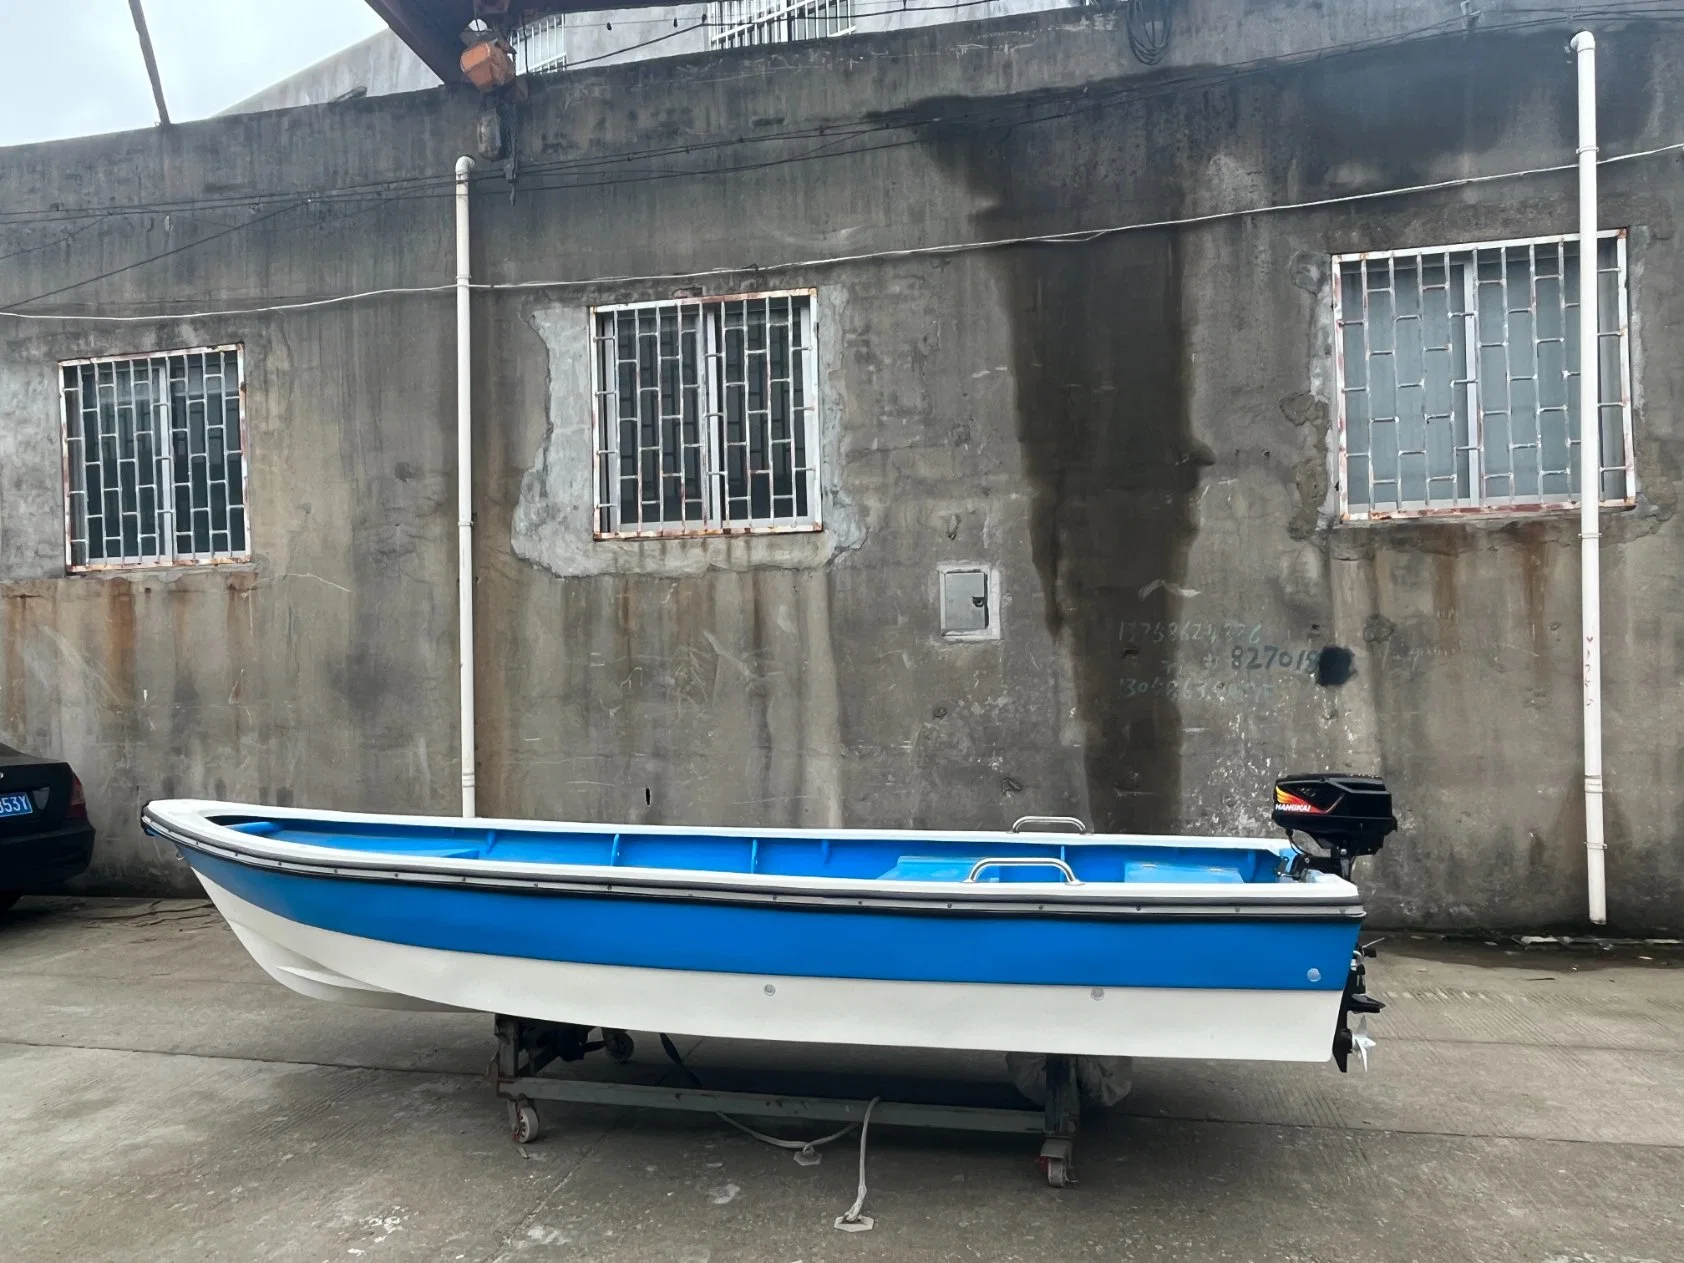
[898,97,1209,833]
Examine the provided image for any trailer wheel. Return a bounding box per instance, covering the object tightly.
[508,1099,541,1145]
[1041,1156,1072,1188]
[603,1029,635,1063]
[1037,1137,1076,1188]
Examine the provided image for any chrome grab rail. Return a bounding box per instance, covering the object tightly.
[964,857,1081,884]
[1010,815,1089,835]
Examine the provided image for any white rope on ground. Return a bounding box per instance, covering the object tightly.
[714,1099,881,1230]
[656,1033,880,1229]
[833,1097,880,1232]
[714,1110,859,1165]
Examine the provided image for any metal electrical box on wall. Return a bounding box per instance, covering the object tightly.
[939,565,1000,640]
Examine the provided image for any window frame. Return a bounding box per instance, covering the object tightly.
[57,344,251,573]
[512,12,567,74]
[588,289,823,541]
[1332,230,1635,522]
[707,0,856,49]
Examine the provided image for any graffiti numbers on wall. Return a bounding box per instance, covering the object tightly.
[1119,614,1326,706]
[1119,620,1264,645]
[1120,676,1287,702]
[1230,645,1322,674]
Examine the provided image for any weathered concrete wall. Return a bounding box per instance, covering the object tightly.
[219,29,440,115]
[0,300,463,888]
[3,1,1682,930]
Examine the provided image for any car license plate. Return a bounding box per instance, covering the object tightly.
[0,792,33,818]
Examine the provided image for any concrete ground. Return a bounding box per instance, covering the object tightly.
[1,899,1680,1263]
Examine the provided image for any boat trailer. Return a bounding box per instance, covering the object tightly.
[489,1014,1084,1187]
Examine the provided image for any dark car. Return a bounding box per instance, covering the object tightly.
[0,742,95,911]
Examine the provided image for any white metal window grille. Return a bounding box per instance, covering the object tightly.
[59,346,249,571]
[707,0,854,49]
[591,292,821,539]
[1334,232,1634,520]
[513,13,567,74]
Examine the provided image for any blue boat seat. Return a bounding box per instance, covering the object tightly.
[878,856,1063,883]
[1124,860,1245,883]
[882,856,1249,884]
[880,856,977,881]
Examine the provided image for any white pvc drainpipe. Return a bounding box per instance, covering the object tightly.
[455,155,478,819]
[1572,33,1606,925]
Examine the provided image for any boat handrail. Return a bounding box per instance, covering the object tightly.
[965,857,1081,884]
[1010,816,1089,835]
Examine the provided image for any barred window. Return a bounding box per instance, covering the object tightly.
[1334,233,1634,520]
[590,292,821,539]
[59,346,249,571]
[512,12,567,74]
[708,0,854,49]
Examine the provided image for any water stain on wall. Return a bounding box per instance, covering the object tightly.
[899,95,1209,832]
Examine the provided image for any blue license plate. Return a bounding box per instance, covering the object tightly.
[0,792,33,818]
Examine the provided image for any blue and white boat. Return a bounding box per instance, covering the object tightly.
[140,777,1393,1065]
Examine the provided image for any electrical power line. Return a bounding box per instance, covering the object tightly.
[4,3,1682,311]
[1126,0,1173,65]
[3,5,1677,228]
[494,7,1684,194]
[0,1,1057,228]
[3,201,311,309]
[4,140,1678,323]
[561,18,707,68]
[0,218,104,265]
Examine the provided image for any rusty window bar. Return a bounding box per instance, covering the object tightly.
[1334,232,1632,521]
[58,345,248,572]
[707,0,854,49]
[591,292,820,539]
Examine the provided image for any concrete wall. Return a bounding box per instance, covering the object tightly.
[219,29,440,115]
[3,1,1682,931]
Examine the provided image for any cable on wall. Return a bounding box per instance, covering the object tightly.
[1126,0,1173,65]
[4,141,1680,324]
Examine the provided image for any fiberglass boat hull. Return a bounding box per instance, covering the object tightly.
[146,800,1363,1061]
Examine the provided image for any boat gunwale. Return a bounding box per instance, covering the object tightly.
[143,799,1365,917]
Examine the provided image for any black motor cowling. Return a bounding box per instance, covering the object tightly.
[1273,774,1397,1072]
[1273,773,1396,878]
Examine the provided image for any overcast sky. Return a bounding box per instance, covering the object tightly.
[0,0,385,147]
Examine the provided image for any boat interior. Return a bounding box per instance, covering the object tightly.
[216,816,1292,885]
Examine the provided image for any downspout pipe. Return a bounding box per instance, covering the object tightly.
[1572,33,1606,925]
[455,156,477,819]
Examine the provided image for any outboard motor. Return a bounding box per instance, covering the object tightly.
[1272,772,1396,880]
[1271,773,1397,1072]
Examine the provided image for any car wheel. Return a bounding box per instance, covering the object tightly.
[0,892,21,913]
